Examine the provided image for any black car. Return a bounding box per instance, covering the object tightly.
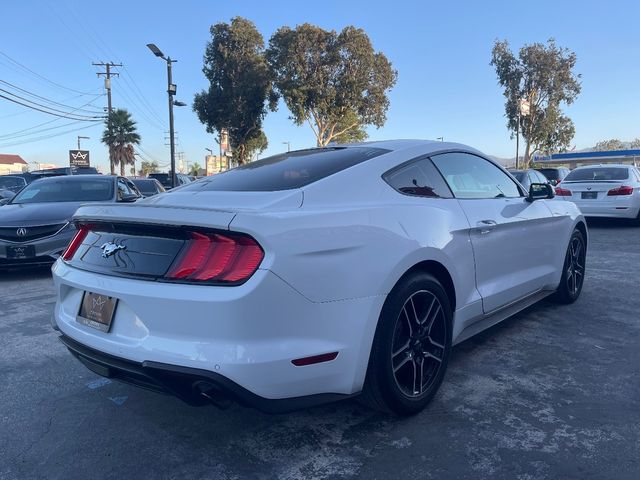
[535,167,571,186]
[130,178,166,197]
[29,166,100,177]
[148,172,191,189]
[0,175,28,194]
[508,168,551,191]
[0,175,142,267]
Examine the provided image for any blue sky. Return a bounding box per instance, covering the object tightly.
[1,0,638,173]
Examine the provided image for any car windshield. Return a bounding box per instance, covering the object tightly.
[182,147,388,192]
[11,177,114,204]
[564,167,629,182]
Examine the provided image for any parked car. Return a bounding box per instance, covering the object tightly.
[29,166,100,177]
[0,188,15,204]
[148,172,191,189]
[554,164,640,223]
[508,168,551,191]
[52,140,586,415]
[130,178,166,197]
[0,175,28,194]
[535,166,571,186]
[0,175,142,267]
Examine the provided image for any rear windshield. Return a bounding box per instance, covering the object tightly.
[509,171,526,182]
[132,179,159,193]
[183,147,388,192]
[0,177,25,191]
[11,178,114,204]
[564,167,629,182]
[537,168,561,180]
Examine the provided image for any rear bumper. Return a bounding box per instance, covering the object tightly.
[51,260,385,402]
[59,334,354,413]
[571,202,639,219]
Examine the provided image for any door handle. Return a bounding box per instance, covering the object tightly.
[476,219,497,234]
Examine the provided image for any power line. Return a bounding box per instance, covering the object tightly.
[0,120,85,141]
[0,122,100,149]
[0,94,104,139]
[0,50,96,96]
[0,80,103,115]
[0,92,105,121]
[0,87,104,118]
[121,66,167,128]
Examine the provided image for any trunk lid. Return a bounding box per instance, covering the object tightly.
[561,181,625,201]
[66,189,302,281]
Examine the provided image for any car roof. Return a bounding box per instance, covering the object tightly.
[28,174,116,184]
[337,139,479,154]
[572,164,632,170]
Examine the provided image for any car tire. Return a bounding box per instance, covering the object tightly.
[553,229,586,304]
[361,272,452,415]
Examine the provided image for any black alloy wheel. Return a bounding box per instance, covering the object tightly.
[362,272,452,415]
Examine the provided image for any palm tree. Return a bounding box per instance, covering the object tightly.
[101,109,141,175]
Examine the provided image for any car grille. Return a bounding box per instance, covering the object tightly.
[0,223,67,242]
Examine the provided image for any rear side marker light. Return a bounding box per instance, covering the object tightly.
[554,187,572,196]
[61,224,91,261]
[292,352,339,366]
[607,185,634,196]
[166,232,264,284]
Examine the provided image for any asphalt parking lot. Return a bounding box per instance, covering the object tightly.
[1,219,639,480]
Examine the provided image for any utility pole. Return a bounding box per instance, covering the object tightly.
[93,62,122,174]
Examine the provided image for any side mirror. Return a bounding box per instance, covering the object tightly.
[118,193,139,203]
[527,183,554,202]
[0,198,9,206]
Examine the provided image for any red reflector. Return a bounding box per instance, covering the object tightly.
[292,352,339,366]
[607,185,634,196]
[61,225,90,261]
[555,187,572,196]
[166,231,263,284]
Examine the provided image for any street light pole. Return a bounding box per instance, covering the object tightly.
[147,43,179,188]
[166,57,177,188]
[283,141,291,152]
[77,135,90,150]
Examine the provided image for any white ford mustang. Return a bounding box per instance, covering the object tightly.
[51,140,587,415]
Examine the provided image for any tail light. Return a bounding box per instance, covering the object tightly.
[166,231,263,284]
[555,187,572,196]
[607,185,634,196]
[61,224,91,261]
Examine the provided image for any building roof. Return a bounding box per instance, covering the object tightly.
[0,154,27,165]
[537,149,640,162]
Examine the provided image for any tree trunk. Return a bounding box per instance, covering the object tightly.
[523,140,532,169]
[120,160,125,176]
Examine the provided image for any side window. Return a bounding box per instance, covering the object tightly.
[535,171,549,184]
[431,152,521,199]
[117,178,132,199]
[384,158,453,198]
[125,179,141,197]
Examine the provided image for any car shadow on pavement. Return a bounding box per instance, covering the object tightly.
[0,264,53,281]
[585,217,638,229]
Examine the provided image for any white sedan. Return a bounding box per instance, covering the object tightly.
[554,164,640,223]
[51,140,587,415]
